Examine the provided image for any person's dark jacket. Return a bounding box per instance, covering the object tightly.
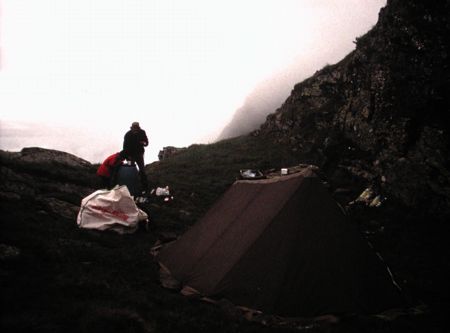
[123,129,149,157]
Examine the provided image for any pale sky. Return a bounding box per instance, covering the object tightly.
[0,0,386,163]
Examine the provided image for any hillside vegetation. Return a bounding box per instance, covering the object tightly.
[147,136,299,227]
[2,146,449,333]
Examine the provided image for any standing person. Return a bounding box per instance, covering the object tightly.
[123,122,149,190]
[96,151,126,189]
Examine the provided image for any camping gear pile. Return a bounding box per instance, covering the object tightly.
[149,186,174,203]
[239,169,265,180]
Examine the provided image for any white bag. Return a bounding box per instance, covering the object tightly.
[77,185,148,234]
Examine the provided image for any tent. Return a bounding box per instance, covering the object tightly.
[155,168,403,317]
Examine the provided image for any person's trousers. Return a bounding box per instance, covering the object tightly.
[129,153,148,189]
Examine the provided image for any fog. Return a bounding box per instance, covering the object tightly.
[218,50,349,140]
[0,0,386,164]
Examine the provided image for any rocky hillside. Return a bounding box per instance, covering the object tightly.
[0,147,97,217]
[0,148,256,333]
[2,146,450,332]
[256,0,449,220]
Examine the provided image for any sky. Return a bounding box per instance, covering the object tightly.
[0,0,386,163]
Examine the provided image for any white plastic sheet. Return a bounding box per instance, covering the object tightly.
[155,186,170,196]
[77,185,148,234]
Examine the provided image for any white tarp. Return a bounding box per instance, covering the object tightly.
[77,185,148,234]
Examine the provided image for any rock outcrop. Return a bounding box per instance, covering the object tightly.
[256,0,450,219]
[0,147,97,220]
[158,146,186,161]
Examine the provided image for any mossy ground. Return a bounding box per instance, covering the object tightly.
[1,138,449,332]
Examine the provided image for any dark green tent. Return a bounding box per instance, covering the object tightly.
[156,168,402,317]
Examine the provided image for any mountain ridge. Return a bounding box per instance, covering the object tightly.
[252,0,450,219]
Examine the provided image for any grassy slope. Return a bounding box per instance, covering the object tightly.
[1,199,274,333]
[146,135,298,230]
[0,138,300,333]
[1,139,449,332]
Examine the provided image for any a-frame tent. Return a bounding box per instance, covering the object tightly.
[156,168,403,317]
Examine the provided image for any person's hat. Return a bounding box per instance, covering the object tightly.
[131,122,140,129]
